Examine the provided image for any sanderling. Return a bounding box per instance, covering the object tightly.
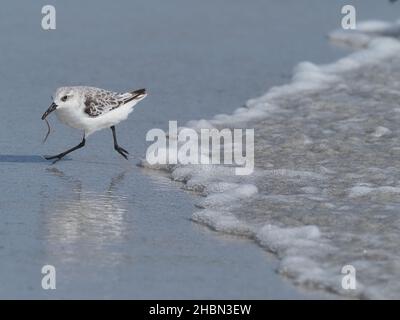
[41,86,147,163]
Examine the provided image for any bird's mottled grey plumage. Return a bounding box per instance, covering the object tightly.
[82,87,147,117]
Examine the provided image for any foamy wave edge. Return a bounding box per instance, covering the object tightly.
[140,21,400,299]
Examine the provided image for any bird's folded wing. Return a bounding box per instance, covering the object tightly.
[84,89,146,117]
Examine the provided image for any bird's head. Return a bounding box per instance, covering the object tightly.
[41,87,81,120]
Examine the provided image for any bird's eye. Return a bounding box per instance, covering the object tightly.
[61,95,68,102]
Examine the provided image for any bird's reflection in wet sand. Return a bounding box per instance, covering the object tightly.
[42,168,131,264]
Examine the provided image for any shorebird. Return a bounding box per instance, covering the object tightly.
[41,86,147,163]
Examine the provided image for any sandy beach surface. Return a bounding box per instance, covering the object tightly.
[0,0,398,298]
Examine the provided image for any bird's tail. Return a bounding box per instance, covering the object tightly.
[120,88,147,105]
[129,88,147,101]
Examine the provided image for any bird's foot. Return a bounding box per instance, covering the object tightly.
[115,146,129,160]
[44,154,65,164]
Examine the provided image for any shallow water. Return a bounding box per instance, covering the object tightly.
[243,53,400,299]
[152,25,400,299]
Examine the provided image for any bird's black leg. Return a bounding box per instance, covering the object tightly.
[111,126,129,160]
[45,134,86,164]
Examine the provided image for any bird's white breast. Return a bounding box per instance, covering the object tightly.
[55,106,86,130]
[54,100,138,136]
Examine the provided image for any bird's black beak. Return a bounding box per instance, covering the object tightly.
[41,102,57,120]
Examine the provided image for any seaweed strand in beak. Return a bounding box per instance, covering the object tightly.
[41,102,57,143]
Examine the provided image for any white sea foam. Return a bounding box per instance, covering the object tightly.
[349,185,400,198]
[329,20,400,48]
[142,20,400,299]
[192,210,254,236]
[371,126,391,138]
